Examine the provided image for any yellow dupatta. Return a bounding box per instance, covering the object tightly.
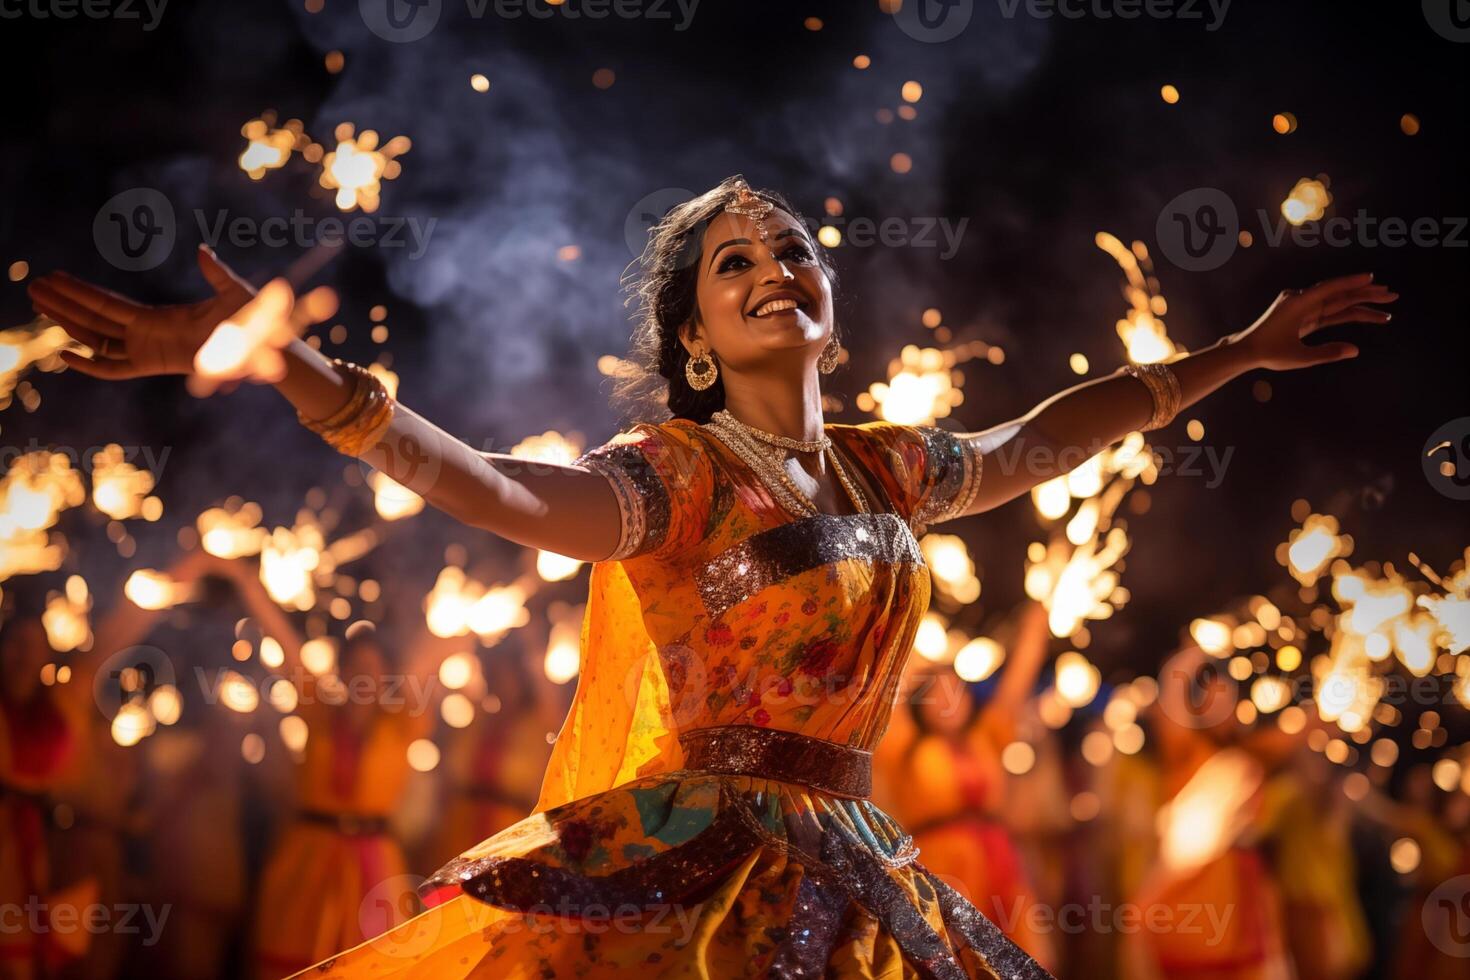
[534,557,684,812]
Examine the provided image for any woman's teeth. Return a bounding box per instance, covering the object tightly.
[752,298,800,317]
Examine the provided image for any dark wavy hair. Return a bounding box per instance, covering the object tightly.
[611,175,839,425]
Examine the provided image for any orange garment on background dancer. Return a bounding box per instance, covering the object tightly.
[1125,648,1295,980]
[431,651,559,872]
[194,557,453,980]
[0,550,213,980]
[288,420,1051,979]
[874,602,1058,972]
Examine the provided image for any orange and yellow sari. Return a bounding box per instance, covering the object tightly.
[288,419,1050,980]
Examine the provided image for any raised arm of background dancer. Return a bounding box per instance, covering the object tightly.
[977,600,1052,746]
[76,547,221,695]
[211,554,306,666]
[946,274,1397,517]
[28,251,626,562]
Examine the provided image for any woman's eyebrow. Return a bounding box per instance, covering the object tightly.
[708,238,751,269]
[708,229,811,269]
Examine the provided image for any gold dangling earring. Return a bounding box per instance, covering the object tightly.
[685,346,718,390]
[818,336,842,375]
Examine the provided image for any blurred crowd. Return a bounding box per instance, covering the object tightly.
[1,545,1467,980]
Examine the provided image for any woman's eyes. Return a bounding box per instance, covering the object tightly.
[716,245,815,274]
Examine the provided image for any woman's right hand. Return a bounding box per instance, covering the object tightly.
[27,245,256,380]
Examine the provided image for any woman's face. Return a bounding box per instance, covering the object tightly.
[684,208,833,373]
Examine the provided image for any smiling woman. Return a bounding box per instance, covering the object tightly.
[27,168,1396,979]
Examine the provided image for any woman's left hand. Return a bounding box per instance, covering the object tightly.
[1230,272,1398,371]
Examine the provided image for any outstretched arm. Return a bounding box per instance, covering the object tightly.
[948,274,1397,516]
[28,248,625,562]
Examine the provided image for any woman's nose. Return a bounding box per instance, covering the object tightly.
[758,253,795,283]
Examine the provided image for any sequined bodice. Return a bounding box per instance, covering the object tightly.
[613,424,934,752]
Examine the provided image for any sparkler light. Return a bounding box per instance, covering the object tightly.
[318,124,411,213]
[124,569,186,610]
[920,533,980,604]
[198,499,267,558]
[544,618,581,684]
[1,320,75,410]
[1095,234,1177,363]
[1281,177,1331,225]
[1157,748,1263,874]
[953,636,1003,682]
[423,566,532,642]
[42,575,92,652]
[238,115,306,180]
[1280,512,1351,586]
[90,444,159,521]
[0,451,85,581]
[190,279,338,396]
[865,346,963,425]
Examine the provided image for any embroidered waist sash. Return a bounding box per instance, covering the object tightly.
[678,725,873,799]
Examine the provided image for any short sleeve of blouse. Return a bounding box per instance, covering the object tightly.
[573,420,716,562]
[845,421,982,529]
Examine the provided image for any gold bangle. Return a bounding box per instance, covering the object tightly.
[1122,362,1182,432]
[297,361,395,457]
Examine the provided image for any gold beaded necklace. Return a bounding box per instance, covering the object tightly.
[703,411,868,519]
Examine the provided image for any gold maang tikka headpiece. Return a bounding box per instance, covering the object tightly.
[723,178,774,242]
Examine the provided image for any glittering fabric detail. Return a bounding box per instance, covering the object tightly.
[730,798,1047,980]
[432,800,759,915]
[766,868,851,979]
[925,869,1053,980]
[431,777,1050,980]
[696,512,924,620]
[912,426,982,527]
[575,439,672,561]
[679,725,874,800]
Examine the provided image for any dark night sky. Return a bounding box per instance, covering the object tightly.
[2,0,1466,675]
